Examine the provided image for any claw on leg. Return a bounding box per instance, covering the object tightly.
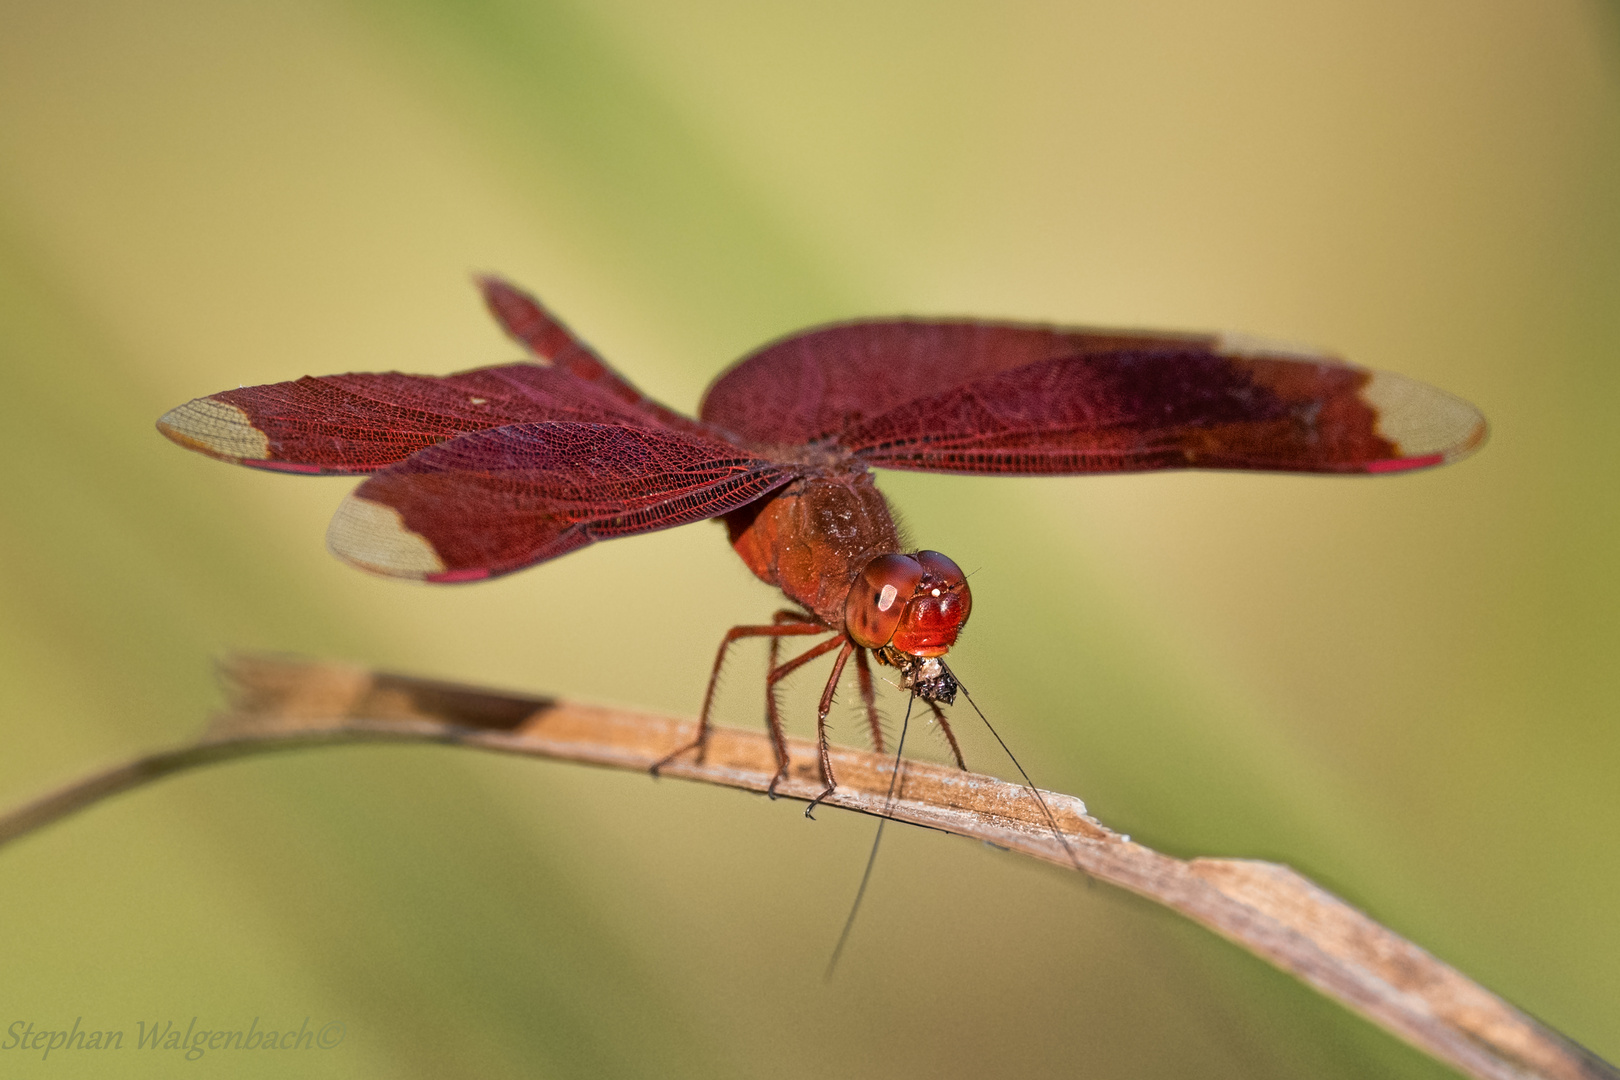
[649,732,705,777]
[804,782,836,819]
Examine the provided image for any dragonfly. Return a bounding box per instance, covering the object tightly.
[158,277,1487,812]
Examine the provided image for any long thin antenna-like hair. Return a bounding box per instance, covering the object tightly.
[949,664,1082,873]
[825,694,915,979]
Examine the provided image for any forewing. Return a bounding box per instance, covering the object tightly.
[325,422,795,581]
[841,347,1487,475]
[699,320,1210,447]
[156,363,657,474]
[481,276,724,440]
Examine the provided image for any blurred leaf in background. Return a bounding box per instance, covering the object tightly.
[0,1,1615,1077]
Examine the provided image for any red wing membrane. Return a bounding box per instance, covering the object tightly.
[700,320,1209,447]
[481,276,722,440]
[702,321,1485,474]
[843,350,1486,474]
[325,422,794,581]
[157,363,667,475]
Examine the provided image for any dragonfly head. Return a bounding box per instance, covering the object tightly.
[844,550,972,658]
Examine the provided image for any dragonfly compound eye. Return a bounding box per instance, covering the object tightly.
[888,550,972,657]
[844,553,926,649]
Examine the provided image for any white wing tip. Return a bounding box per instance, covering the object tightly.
[156,398,271,462]
[1360,370,1488,463]
[326,495,446,579]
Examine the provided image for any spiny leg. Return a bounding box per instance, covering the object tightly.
[852,647,884,754]
[927,699,967,770]
[805,639,858,818]
[768,608,819,675]
[650,621,828,776]
[762,632,849,797]
[763,611,830,783]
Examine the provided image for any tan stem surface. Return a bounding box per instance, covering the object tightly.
[0,654,1610,1080]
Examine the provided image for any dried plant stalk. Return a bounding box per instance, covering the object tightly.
[0,654,1611,1080]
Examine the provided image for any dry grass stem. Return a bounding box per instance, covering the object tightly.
[0,654,1610,1080]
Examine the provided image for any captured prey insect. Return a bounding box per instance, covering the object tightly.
[157,277,1487,812]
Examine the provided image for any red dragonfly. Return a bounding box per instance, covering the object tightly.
[158,278,1486,811]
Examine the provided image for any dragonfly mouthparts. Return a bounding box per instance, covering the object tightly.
[892,652,959,704]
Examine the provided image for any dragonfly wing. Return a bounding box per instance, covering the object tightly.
[700,318,1483,473]
[699,320,1212,447]
[841,346,1486,475]
[481,276,733,441]
[157,362,664,475]
[325,422,795,581]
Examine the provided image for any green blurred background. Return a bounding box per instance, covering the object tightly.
[1,1,1616,1076]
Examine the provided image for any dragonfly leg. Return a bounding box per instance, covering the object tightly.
[650,621,827,777]
[762,632,848,798]
[926,699,967,770]
[767,608,819,674]
[805,640,857,818]
[852,647,884,754]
